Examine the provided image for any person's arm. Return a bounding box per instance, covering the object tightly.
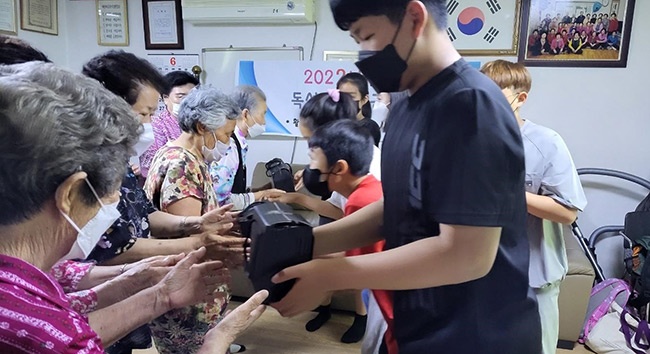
[526,192,578,224]
[99,237,197,265]
[88,248,227,347]
[198,290,269,354]
[312,199,384,256]
[267,193,344,220]
[271,223,501,317]
[167,196,203,217]
[148,204,235,239]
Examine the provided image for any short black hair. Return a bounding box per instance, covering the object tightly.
[163,71,199,96]
[300,91,357,133]
[0,35,51,65]
[308,120,373,177]
[329,0,447,31]
[337,72,372,119]
[82,50,166,106]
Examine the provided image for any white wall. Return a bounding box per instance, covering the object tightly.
[20,0,649,276]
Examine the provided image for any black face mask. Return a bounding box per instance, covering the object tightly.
[355,17,416,93]
[303,167,332,199]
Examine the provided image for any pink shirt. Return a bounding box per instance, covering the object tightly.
[0,255,104,353]
[140,108,183,176]
[50,261,99,315]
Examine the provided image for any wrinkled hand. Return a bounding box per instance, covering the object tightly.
[294,169,305,191]
[198,232,246,268]
[200,204,235,234]
[266,192,300,205]
[199,290,268,354]
[122,254,182,289]
[161,247,230,310]
[270,259,332,317]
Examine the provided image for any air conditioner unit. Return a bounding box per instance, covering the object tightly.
[182,0,316,24]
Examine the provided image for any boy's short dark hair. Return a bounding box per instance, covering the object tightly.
[330,0,447,31]
[309,119,374,177]
[163,71,199,96]
[308,120,373,177]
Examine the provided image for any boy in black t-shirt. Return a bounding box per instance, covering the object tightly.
[270,1,542,353]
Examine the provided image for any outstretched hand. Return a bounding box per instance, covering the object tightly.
[200,204,235,234]
[160,247,230,310]
[199,290,269,354]
[198,233,246,268]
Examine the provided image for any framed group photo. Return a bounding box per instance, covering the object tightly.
[518,0,636,67]
[446,0,523,55]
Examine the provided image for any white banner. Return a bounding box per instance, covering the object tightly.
[238,61,376,137]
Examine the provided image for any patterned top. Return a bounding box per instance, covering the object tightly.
[49,261,99,315]
[210,127,247,206]
[0,255,104,353]
[144,145,218,215]
[86,166,155,264]
[140,109,183,177]
[143,145,227,354]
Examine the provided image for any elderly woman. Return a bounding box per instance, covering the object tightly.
[0,61,267,353]
[144,85,241,353]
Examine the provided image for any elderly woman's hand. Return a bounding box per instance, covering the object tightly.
[200,204,236,234]
[121,254,181,288]
[159,247,230,310]
[197,233,246,268]
[198,290,268,354]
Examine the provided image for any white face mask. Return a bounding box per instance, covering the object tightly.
[129,123,154,167]
[247,122,266,139]
[372,101,390,124]
[202,132,231,163]
[172,103,181,116]
[59,179,121,261]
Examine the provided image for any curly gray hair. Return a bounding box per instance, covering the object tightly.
[231,85,267,114]
[177,85,240,134]
[0,62,141,225]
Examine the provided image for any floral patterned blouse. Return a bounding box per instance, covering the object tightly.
[50,260,99,315]
[144,145,218,215]
[143,144,227,354]
[86,166,155,264]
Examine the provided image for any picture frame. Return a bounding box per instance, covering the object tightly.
[446,0,522,55]
[20,0,57,35]
[96,0,129,46]
[323,51,359,62]
[0,0,17,35]
[518,0,636,67]
[142,0,184,50]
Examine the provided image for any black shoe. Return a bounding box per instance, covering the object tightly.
[305,305,332,332]
[341,314,367,344]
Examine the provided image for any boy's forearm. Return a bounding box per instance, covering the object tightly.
[321,224,501,291]
[293,194,344,220]
[312,199,384,257]
[525,192,578,224]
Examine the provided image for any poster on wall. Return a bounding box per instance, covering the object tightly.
[238,61,376,137]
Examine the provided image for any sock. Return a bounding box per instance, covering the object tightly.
[341,314,367,344]
[305,305,331,332]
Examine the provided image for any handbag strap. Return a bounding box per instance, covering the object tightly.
[620,307,650,354]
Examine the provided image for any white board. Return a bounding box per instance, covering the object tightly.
[201,46,304,93]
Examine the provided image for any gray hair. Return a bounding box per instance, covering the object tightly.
[231,85,267,114]
[0,62,140,226]
[177,85,240,134]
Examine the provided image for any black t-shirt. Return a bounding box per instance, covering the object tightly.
[381,60,541,354]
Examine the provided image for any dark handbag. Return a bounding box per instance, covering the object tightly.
[239,202,313,304]
[265,158,295,192]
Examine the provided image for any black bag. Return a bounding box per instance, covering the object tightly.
[239,202,313,304]
[265,158,295,193]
